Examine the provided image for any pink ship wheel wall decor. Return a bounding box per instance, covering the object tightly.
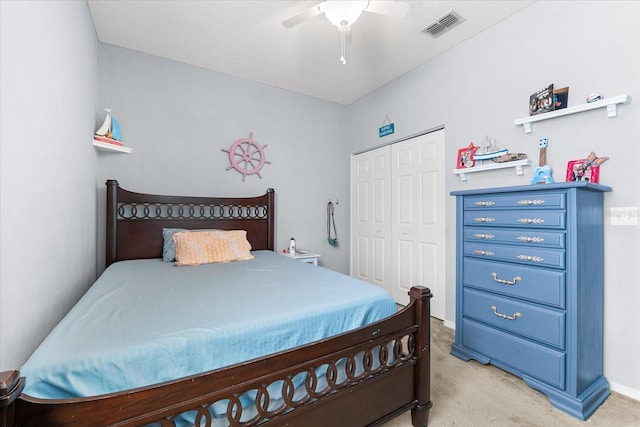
[222,132,271,181]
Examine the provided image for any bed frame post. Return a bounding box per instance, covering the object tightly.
[105,179,119,267]
[0,370,24,427]
[409,286,433,427]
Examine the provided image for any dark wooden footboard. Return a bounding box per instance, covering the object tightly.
[1,286,432,427]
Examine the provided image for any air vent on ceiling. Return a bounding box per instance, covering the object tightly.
[422,11,465,38]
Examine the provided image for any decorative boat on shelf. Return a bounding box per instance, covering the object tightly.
[473,136,508,161]
[95,108,122,141]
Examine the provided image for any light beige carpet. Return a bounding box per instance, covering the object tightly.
[382,318,640,427]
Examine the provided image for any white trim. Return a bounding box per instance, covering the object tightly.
[443,319,455,330]
[609,381,640,402]
[352,124,445,156]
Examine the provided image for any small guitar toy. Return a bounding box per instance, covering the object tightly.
[531,137,554,184]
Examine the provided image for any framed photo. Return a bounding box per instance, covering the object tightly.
[529,84,554,116]
[566,159,600,183]
[456,144,478,169]
[553,86,569,110]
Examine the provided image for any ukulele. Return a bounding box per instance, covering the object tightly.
[531,137,554,184]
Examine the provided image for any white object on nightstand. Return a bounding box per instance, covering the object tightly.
[282,252,321,266]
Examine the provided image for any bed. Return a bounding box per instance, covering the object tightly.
[1,179,433,427]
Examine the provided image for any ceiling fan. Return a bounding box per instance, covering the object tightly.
[282,1,410,65]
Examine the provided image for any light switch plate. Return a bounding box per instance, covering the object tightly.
[609,207,639,226]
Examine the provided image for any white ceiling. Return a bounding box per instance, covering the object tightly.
[87,0,534,105]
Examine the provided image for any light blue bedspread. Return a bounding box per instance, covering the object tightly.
[21,251,396,399]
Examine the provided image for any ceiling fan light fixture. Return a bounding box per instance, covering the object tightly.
[322,0,368,28]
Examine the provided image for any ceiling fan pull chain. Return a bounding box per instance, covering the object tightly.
[340,25,347,64]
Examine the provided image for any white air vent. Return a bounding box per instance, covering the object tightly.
[422,11,465,37]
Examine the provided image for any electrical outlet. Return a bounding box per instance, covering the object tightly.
[609,207,639,226]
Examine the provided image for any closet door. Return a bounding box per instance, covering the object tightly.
[350,146,391,295]
[391,131,445,318]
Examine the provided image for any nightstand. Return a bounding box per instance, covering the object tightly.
[282,252,321,266]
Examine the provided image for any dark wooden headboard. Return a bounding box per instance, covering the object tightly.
[105,180,275,267]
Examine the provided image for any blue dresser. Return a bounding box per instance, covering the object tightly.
[450,182,611,420]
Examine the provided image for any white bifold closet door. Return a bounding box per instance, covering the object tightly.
[350,130,445,319]
[350,145,392,295]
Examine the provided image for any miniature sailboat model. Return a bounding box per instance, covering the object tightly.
[94,109,123,145]
[473,135,508,161]
[95,109,112,136]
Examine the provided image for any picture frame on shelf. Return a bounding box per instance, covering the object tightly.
[529,84,554,116]
[566,159,600,183]
[456,143,478,169]
[553,86,569,110]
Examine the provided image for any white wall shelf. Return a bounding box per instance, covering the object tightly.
[514,94,631,133]
[93,140,133,154]
[452,159,532,181]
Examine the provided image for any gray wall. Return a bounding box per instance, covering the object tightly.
[0,1,99,369]
[94,44,352,274]
[347,1,640,396]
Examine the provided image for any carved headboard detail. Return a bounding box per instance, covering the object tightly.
[105,180,275,267]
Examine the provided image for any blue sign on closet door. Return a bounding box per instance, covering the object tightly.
[379,123,394,137]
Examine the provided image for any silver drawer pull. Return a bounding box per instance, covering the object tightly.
[517,255,544,262]
[474,201,495,207]
[517,199,545,206]
[474,250,495,256]
[491,306,521,321]
[517,218,545,224]
[517,236,545,243]
[492,272,521,285]
[474,233,495,240]
[474,217,495,223]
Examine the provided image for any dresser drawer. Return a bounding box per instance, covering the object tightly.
[463,288,565,349]
[464,242,565,269]
[464,210,565,229]
[463,258,565,308]
[464,227,565,249]
[464,192,566,210]
[462,319,565,389]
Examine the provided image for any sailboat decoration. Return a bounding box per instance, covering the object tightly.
[94,109,123,146]
[473,135,509,161]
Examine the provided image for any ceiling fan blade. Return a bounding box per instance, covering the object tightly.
[364,1,409,18]
[282,2,327,28]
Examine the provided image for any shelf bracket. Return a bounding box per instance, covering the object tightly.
[606,103,618,118]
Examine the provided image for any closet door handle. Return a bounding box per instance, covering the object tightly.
[492,272,521,285]
[491,306,521,321]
